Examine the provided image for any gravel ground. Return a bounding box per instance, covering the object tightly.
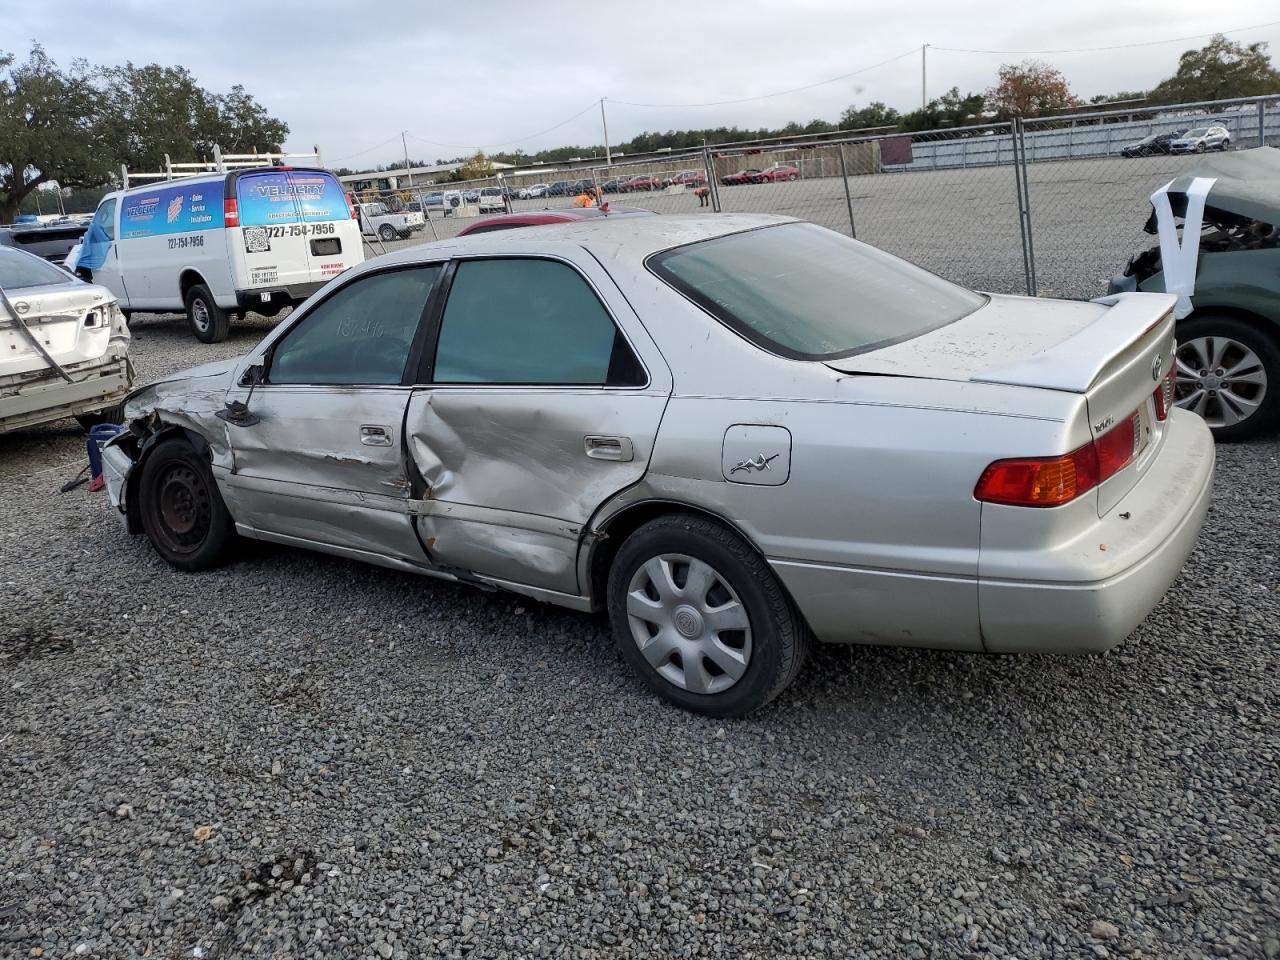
[2,289,1279,958]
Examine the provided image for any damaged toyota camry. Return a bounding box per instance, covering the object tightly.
[103,214,1214,716]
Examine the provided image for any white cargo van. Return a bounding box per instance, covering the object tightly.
[71,150,364,343]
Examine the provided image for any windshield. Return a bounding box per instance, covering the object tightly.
[648,222,986,360]
[1185,128,1208,138]
[0,249,74,289]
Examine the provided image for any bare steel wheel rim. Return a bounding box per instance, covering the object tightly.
[154,463,212,554]
[191,297,211,333]
[1174,335,1267,428]
[626,553,753,695]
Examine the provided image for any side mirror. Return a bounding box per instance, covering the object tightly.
[218,362,265,427]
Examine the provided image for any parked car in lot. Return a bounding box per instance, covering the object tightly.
[357,201,425,242]
[103,213,1212,716]
[477,188,506,212]
[68,164,363,343]
[720,168,762,186]
[422,192,445,207]
[522,183,550,198]
[1109,146,1280,441]
[0,221,89,266]
[1119,129,1188,158]
[1,246,132,433]
[619,175,662,192]
[753,163,801,182]
[455,205,653,236]
[600,178,623,194]
[546,181,576,197]
[664,170,708,187]
[1168,125,1231,154]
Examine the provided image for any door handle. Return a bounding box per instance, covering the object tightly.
[360,424,393,446]
[584,435,633,462]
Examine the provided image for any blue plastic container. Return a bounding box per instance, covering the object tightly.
[87,423,125,480]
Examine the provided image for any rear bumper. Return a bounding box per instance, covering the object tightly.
[978,410,1214,653]
[235,282,326,311]
[0,358,132,434]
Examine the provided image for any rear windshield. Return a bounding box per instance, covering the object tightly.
[648,222,985,360]
[237,170,349,226]
[0,249,73,288]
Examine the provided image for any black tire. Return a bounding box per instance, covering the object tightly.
[378,224,397,242]
[75,401,125,431]
[138,438,235,571]
[787,173,798,181]
[185,284,230,344]
[1195,142,1206,153]
[1176,314,1280,442]
[607,515,810,717]
[1220,139,1231,151]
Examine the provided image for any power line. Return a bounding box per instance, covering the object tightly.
[608,48,919,108]
[933,18,1280,55]
[328,134,403,165]
[407,100,600,151]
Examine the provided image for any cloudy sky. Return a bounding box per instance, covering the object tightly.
[10,1,1280,169]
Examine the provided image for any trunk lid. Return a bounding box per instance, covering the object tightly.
[0,281,120,379]
[827,292,1178,515]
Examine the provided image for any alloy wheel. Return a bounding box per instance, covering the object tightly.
[1175,335,1268,428]
[625,553,753,695]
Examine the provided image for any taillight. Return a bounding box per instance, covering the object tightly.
[223,198,240,228]
[344,193,357,220]
[975,413,1140,508]
[1153,364,1176,421]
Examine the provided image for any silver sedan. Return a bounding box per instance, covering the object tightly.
[103,215,1214,715]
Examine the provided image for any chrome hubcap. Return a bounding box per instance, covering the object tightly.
[626,554,752,695]
[1175,336,1267,428]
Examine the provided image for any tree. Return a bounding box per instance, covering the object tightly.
[897,87,986,132]
[0,45,113,224]
[1146,35,1280,104]
[101,63,287,171]
[452,150,494,181]
[839,101,900,130]
[986,60,1078,117]
[1089,90,1146,105]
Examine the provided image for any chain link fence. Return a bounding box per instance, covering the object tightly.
[345,94,1280,301]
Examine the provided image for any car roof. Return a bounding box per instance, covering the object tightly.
[382,213,794,265]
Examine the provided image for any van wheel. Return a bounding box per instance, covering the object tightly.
[185,284,230,344]
[378,224,397,242]
[138,438,235,571]
[607,515,810,717]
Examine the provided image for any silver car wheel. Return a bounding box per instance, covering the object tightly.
[1175,335,1268,428]
[625,553,753,695]
[191,298,210,334]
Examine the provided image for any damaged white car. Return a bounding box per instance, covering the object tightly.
[103,215,1213,715]
[1,246,132,434]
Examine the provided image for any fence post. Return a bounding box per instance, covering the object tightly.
[416,189,438,242]
[702,147,721,212]
[1011,118,1038,297]
[837,144,856,239]
[1260,101,1267,147]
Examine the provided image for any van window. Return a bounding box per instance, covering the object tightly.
[93,198,117,241]
[237,171,349,227]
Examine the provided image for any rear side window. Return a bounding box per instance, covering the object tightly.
[432,258,643,386]
[238,171,349,226]
[269,266,442,385]
[649,222,985,360]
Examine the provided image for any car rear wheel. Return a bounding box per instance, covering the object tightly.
[787,173,798,181]
[185,284,230,344]
[378,224,397,242]
[138,438,235,570]
[1174,315,1280,441]
[1196,142,1206,153]
[607,515,809,716]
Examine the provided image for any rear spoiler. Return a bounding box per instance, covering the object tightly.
[970,293,1176,394]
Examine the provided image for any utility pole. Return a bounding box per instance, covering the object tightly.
[401,130,414,188]
[921,43,929,109]
[601,98,612,166]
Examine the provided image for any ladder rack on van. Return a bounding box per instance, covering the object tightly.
[120,145,324,189]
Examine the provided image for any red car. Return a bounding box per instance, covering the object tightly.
[664,170,707,187]
[454,205,653,236]
[619,175,662,193]
[753,163,801,183]
[720,168,761,186]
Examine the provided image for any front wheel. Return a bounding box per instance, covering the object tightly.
[1175,315,1280,441]
[1195,142,1206,153]
[138,438,235,570]
[607,515,809,716]
[787,173,798,181]
[185,284,230,344]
